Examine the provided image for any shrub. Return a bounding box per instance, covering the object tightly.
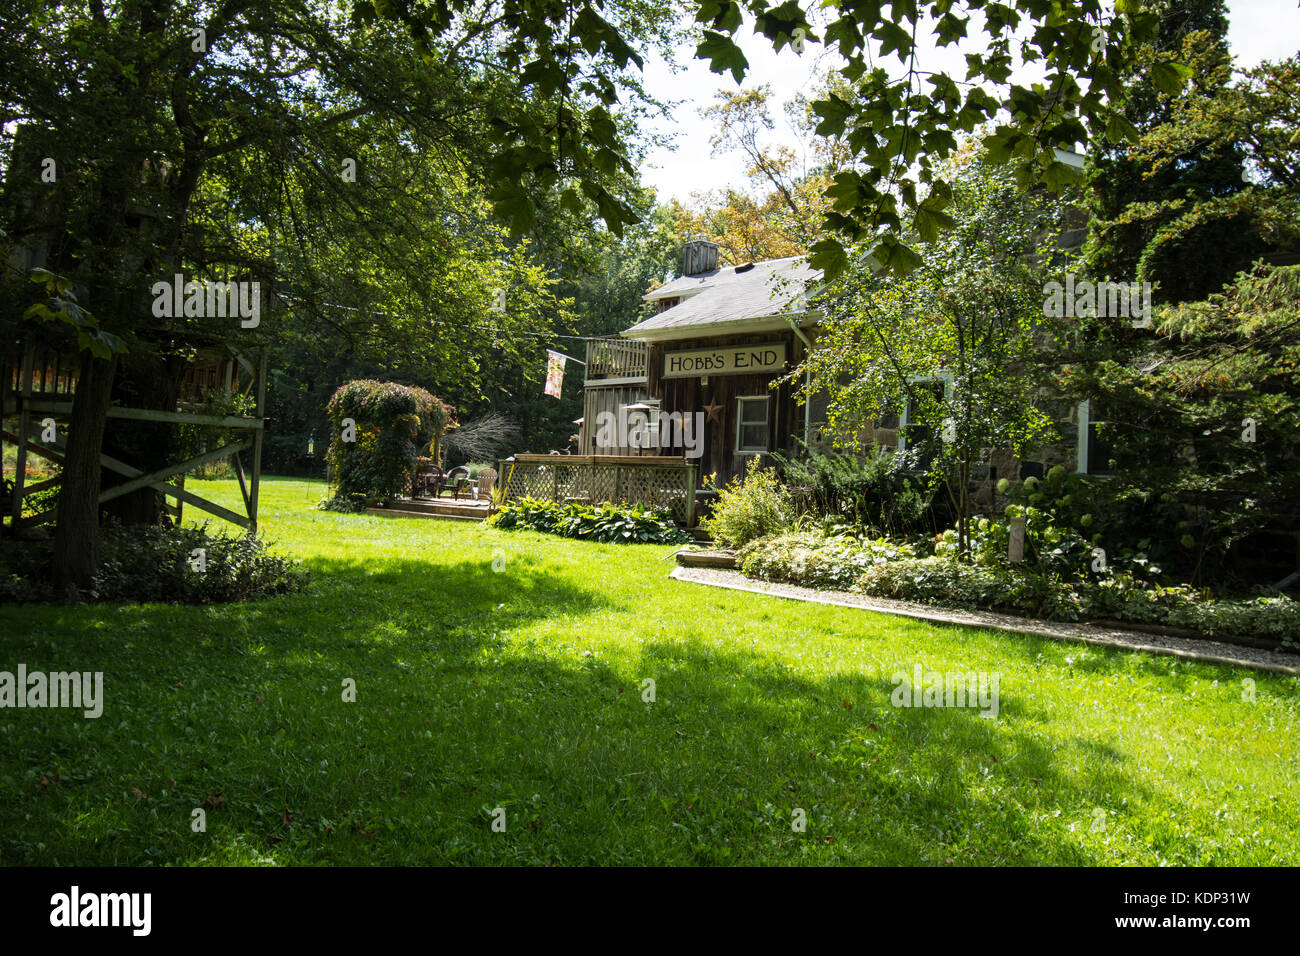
[0,524,306,604]
[738,531,916,591]
[853,557,1054,615]
[317,494,368,513]
[91,524,306,603]
[848,557,1300,648]
[703,458,794,549]
[776,444,936,536]
[488,498,690,544]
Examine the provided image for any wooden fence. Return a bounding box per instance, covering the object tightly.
[496,454,697,526]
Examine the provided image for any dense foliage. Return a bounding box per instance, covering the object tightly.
[702,459,793,549]
[488,497,690,544]
[325,380,452,501]
[776,444,937,538]
[1058,263,1300,585]
[0,524,305,605]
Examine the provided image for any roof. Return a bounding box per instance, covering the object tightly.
[624,256,820,341]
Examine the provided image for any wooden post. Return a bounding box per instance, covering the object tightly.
[248,346,268,533]
[1008,515,1026,563]
[10,341,34,528]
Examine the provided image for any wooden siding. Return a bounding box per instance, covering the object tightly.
[647,330,805,484]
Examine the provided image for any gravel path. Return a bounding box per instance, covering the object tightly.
[671,566,1300,675]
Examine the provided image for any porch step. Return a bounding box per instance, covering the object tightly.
[675,549,737,569]
[688,527,713,544]
[365,501,489,522]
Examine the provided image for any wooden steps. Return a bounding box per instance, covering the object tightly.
[366,497,492,522]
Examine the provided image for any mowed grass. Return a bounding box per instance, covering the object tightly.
[1,477,1297,866]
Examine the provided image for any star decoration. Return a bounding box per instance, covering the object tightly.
[703,401,723,424]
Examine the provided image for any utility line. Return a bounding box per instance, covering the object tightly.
[277,292,610,344]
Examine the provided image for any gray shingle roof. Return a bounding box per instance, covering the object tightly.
[624,256,819,338]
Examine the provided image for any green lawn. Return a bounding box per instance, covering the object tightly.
[2,477,1297,865]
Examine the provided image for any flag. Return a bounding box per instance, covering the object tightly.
[544,350,565,398]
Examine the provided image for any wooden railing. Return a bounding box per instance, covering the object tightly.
[585,337,648,381]
[497,454,696,525]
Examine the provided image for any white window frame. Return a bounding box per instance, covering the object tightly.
[735,395,770,454]
[1076,399,1113,476]
[897,372,953,453]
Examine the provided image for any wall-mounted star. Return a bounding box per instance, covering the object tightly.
[703,401,723,424]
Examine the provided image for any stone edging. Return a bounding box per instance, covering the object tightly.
[670,566,1300,676]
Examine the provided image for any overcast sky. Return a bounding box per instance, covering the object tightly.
[640,0,1300,203]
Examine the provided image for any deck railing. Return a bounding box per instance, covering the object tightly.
[585,337,648,381]
[497,454,696,525]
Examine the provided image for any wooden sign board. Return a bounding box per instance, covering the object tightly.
[662,342,787,379]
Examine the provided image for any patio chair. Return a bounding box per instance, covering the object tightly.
[476,468,497,501]
[414,462,443,498]
[442,465,470,500]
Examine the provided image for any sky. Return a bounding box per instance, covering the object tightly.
[639,0,1300,204]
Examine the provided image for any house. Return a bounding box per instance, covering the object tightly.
[580,239,822,485]
[579,227,1109,511]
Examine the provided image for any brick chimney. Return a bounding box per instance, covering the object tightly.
[682,237,720,277]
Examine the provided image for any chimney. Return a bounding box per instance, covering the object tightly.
[682,237,719,277]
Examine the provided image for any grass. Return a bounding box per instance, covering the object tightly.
[1,476,1297,865]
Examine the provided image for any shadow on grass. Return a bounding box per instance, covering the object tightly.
[0,549,1186,865]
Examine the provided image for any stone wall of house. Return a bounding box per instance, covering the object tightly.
[808,393,1087,517]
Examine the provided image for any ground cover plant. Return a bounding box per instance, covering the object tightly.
[1,477,1297,866]
[489,497,690,544]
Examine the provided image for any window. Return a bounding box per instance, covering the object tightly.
[898,375,952,458]
[736,396,769,453]
[1077,399,1114,475]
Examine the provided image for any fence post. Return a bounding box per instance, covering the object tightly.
[1008,515,1026,563]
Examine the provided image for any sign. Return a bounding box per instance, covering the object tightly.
[662,342,787,379]
[544,350,565,398]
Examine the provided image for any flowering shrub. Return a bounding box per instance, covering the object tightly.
[326,380,454,500]
[488,498,690,544]
[739,531,916,591]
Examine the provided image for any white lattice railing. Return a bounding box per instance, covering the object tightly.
[497,454,696,525]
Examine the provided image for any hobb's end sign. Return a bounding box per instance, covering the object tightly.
[663,342,787,379]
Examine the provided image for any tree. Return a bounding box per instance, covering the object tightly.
[1056,263,1300,586]
[371,0,1175,277]
[1081,0,1260,302]
[801,149,1076,554]
[1122,50,1300,289]
[0,0,676,591]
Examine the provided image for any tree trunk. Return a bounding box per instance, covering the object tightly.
[101,353,184,526]
[52,352,116,598]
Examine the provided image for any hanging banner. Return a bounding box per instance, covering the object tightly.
[544,350,565,398]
